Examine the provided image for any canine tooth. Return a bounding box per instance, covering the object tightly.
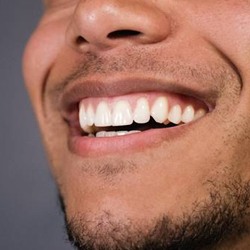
[194,109,206,120]
[182,105,195,123]
[112,100,133,126]
[151,97,168,123]
[86,104,95,126]
[168,105,182,124]
[133,97,150,124]
[95,101,112,127]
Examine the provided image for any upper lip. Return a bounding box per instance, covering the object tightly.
[59,75,217,123]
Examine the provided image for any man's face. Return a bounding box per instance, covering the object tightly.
[23,0,250,249]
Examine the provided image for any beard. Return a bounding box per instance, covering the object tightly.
[59,176,250,250]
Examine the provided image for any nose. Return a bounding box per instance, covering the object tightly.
[66,0,171,51]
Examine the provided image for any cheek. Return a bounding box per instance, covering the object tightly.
[188,3,250,75]
[22,21,66,110]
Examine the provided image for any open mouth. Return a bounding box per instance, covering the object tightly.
[78,92,208,138]
[60,78,213,156]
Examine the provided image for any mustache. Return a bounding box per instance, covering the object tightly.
[63,51,191,80]
[45,47,240,109]
[57,49,227,86]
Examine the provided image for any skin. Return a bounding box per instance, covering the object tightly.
[23,0,250,249]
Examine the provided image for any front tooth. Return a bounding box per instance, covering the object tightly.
[181,105,195,123]
[151,97,168,123]
[95,101,112,127]
[168,105,182,124]
[112,100,133,126]
[133,97,150,124]
[86,104,95,126]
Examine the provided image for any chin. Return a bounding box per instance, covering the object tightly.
[58,174,250,250]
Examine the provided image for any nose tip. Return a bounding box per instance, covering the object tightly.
[66,0,171,51]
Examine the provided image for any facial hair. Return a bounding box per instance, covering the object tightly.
[59,176,250,250]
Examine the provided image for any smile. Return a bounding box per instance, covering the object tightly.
[60,77,214,156]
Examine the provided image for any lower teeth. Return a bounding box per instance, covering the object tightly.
[94,130,141,138]
[86,120,179,138]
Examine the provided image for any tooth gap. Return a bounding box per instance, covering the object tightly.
[82,118,179,136]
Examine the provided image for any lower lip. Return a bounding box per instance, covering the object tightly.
[69,124,191,157]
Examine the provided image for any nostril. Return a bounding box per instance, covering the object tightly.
[76,36,88,45]
[107,29,141,39]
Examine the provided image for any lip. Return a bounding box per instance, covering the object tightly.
[69,121,196,157]
[59,75,215,157]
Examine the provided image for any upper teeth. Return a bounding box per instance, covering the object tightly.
[79,95,206,133]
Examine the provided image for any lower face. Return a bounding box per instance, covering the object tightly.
[23,0,250,249]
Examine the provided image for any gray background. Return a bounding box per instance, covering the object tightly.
[0,1,73,249]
